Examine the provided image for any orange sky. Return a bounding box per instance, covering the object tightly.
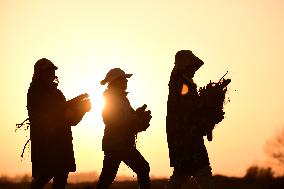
[1,0,284,178]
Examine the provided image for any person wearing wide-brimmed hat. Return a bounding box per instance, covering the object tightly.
[96,68,152,189]
[27,58,91,189]
[165,50,215,189]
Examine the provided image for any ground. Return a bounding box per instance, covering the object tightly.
[1,176,284,189]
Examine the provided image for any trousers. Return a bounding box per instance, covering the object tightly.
[30,174,68,189]
[96,148,151,189]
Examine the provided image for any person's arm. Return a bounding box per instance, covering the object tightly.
[65,93,91,126]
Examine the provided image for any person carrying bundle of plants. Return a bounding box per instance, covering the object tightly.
[166,50,230,189]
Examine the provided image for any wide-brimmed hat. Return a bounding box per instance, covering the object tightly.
[34,58,58,73]
[175,50,204,71]
[100,68,132,85]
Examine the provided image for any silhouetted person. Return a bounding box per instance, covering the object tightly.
[165,50,215,189]
[96,68,152,189]
[27,58,91,189]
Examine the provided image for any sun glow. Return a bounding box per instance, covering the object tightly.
[80,82,106,133]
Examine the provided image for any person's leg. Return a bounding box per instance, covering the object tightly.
[52,173,68,189]
[193,166,215,189]
[30,175,53,189]
[122,149,151,189]
[96,151,120,189]
[165,168,190,189]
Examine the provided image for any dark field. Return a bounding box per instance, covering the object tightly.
[1,176,284,189]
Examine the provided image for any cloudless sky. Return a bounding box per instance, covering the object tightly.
[1,0,284,178]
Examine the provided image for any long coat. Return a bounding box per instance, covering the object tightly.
[27,81,76,176]
[166,70,210,173]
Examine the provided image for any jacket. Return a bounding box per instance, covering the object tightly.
[102,88,140,151]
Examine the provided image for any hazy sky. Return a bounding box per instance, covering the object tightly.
[1,0,284,178]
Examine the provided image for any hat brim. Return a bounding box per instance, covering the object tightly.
[124,74,132,78]
[100,73,132,85]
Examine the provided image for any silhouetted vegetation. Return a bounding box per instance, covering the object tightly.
[265,127,284,176]
[244,166,274,180]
